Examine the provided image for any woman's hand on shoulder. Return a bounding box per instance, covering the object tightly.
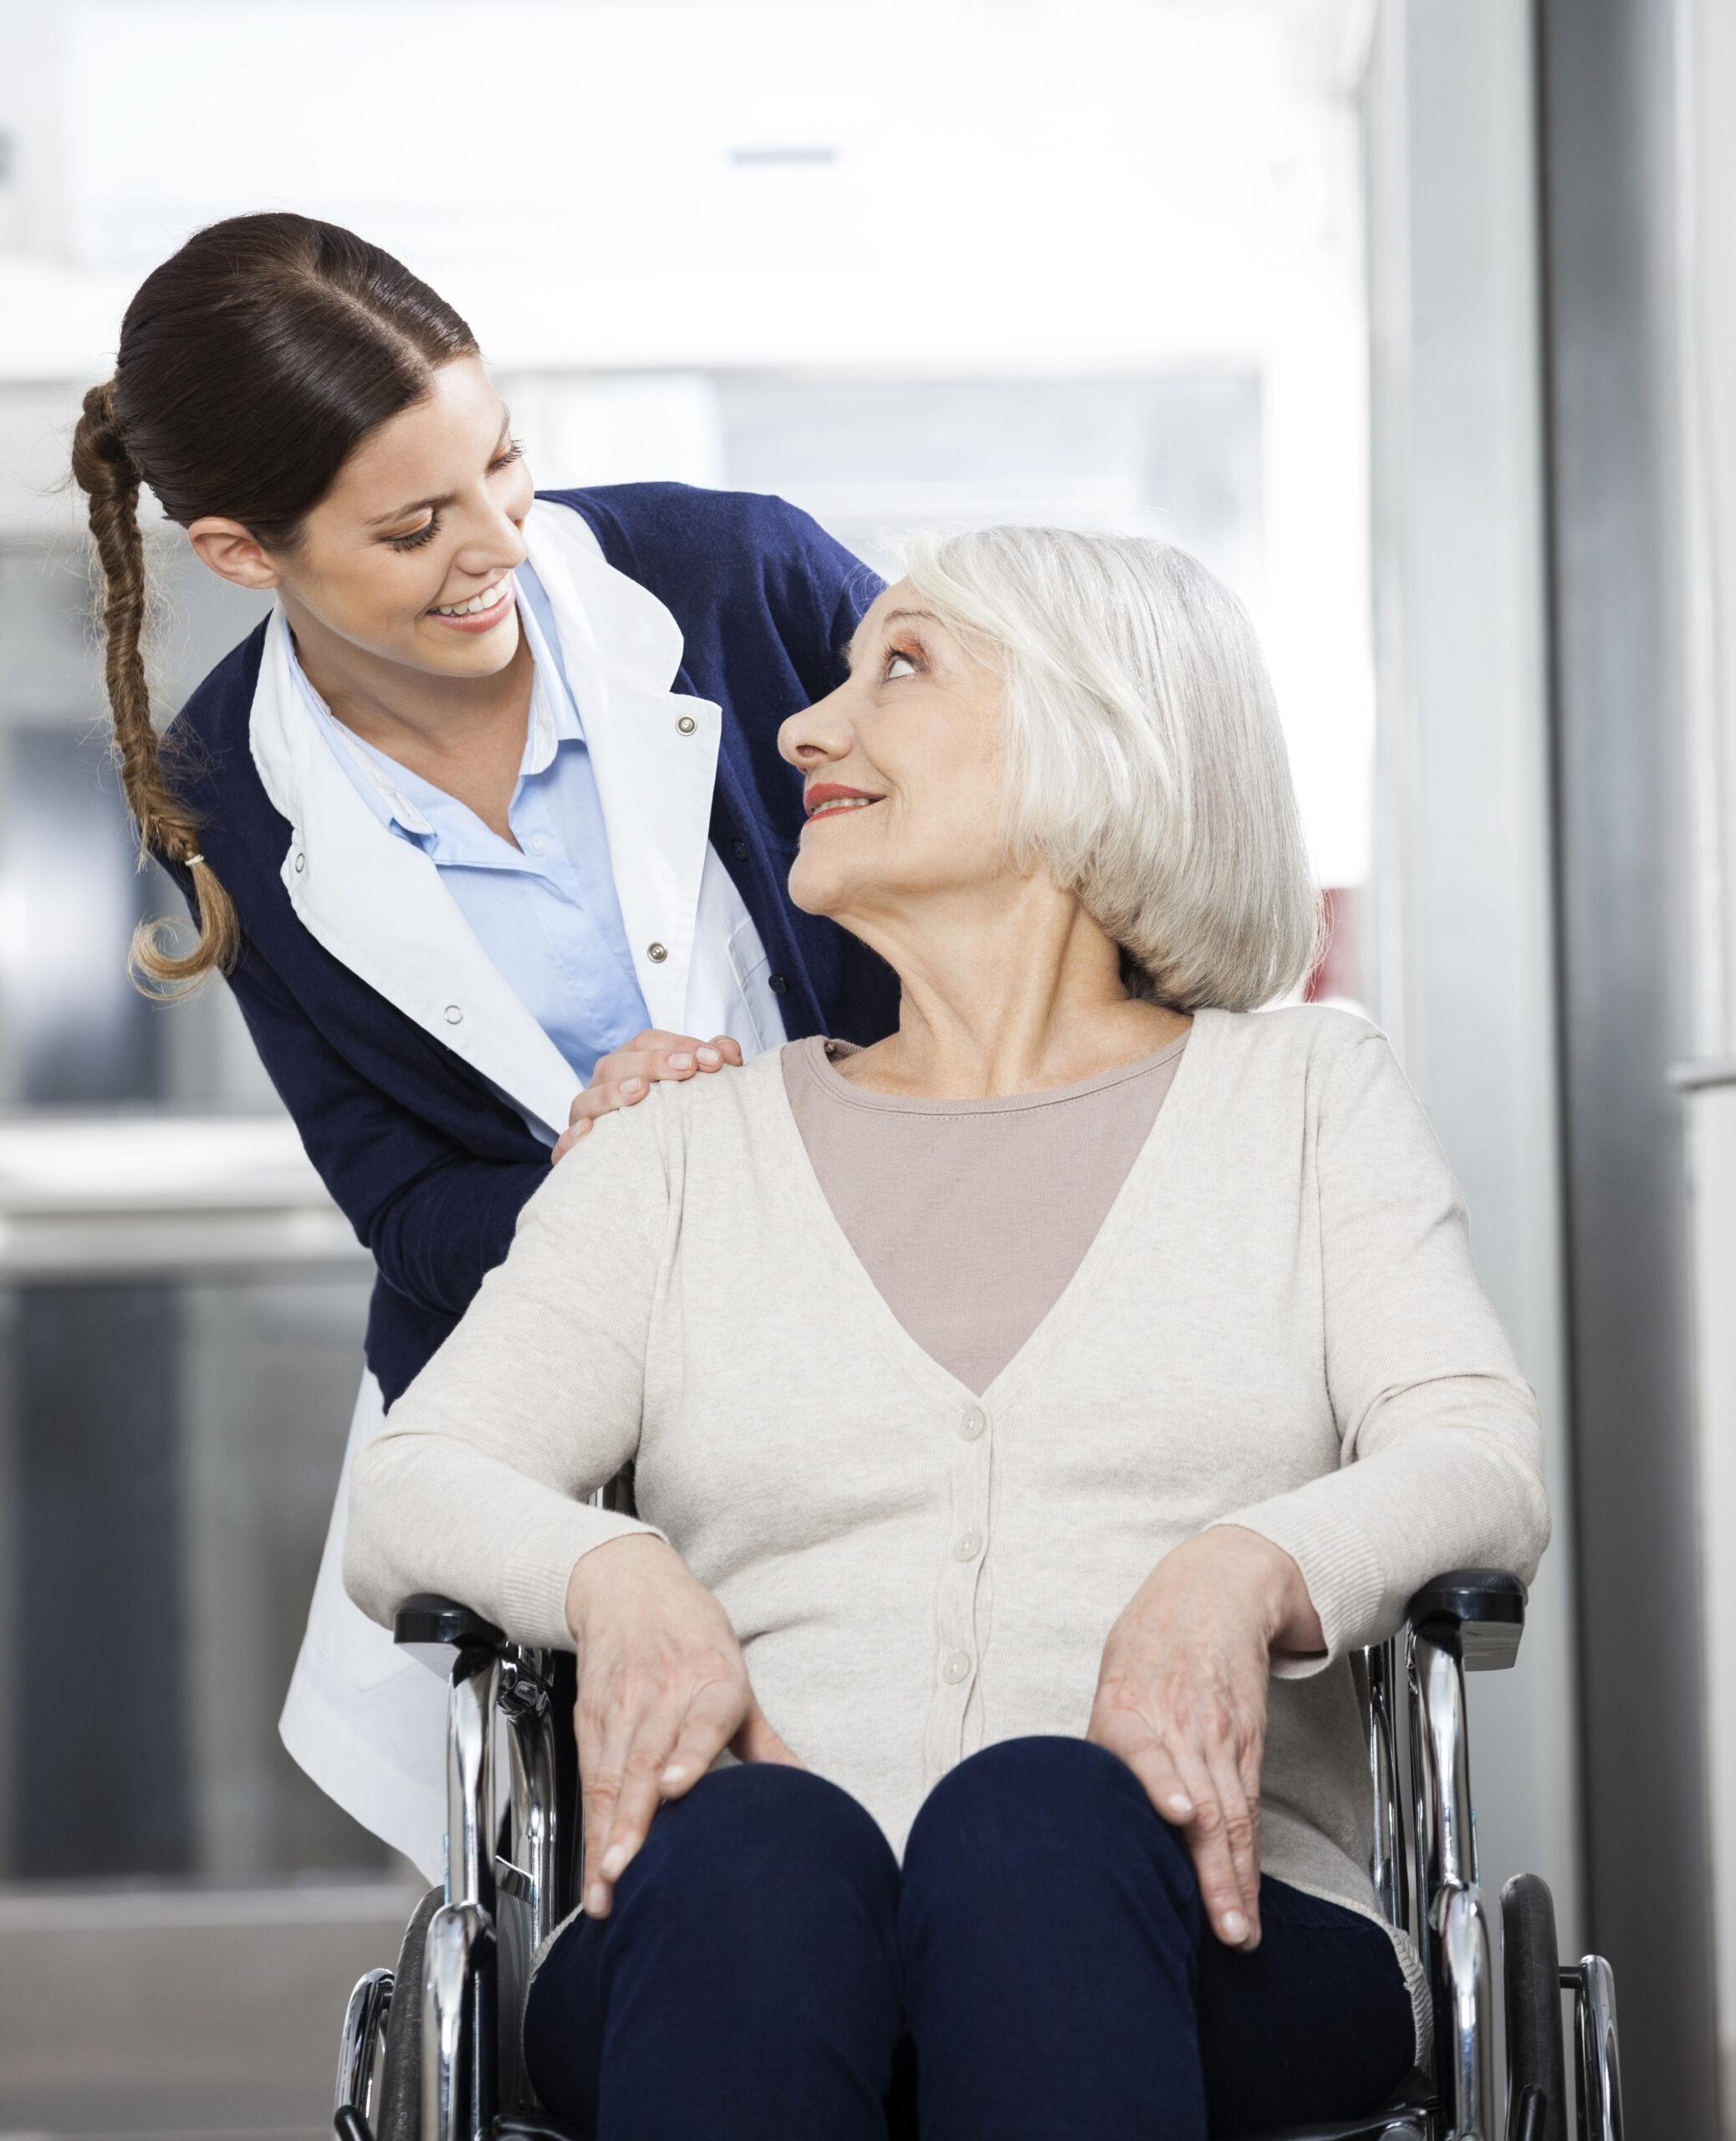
[553,1031,743,1162]
[564,1532,799,1917]
[1087,1525,1323,1953]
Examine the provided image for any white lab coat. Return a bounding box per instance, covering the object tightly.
[270,501,787,1878]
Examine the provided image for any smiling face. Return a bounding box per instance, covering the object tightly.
[191,355,536,683]
[780,580,1010,932]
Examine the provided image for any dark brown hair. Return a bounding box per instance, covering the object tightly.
[70,212,479,988]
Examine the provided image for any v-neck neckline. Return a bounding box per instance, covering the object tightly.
[753,1011,1217,1408]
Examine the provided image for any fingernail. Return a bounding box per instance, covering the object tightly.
[667,1053,694,1070]
[1222,1909,1247,1940]
[600,1844,629,1878]
[697,1047,720,1066]
[585,1883,608,1914]
[661,1764,688,1786]
[621,1078,644,1096]
[1167,1793,1193,1817]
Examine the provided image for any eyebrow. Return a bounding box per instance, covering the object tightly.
[842,606,942,670]
[365,411,515,528]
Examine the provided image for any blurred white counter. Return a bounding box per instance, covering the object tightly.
[0,1113,369,1278]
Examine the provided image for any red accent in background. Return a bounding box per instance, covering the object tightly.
[1305,887,1364,1004]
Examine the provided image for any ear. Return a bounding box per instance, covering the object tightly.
[186,517,283,591]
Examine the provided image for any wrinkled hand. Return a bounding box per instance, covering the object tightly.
[1087,1525,1323,1951]
[553,1031,743,1162]
[564,1533,799,1918]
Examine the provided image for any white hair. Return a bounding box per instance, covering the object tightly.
[896,526,1320,1012]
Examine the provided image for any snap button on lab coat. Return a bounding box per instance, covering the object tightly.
[444,1005,463,1025]
[942,1652,972,1685]
[647,942,669,963]
[953,1532,983,1561]
[958,1408,986,1441]
[676,713,697,735]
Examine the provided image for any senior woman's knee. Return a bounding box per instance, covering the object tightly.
[904,1736,1199,1909]
[617,1760,899,1924]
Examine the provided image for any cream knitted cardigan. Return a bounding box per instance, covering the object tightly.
[346,1004,1550,2041]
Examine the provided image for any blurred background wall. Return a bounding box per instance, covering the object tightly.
[0,1,1729,2134]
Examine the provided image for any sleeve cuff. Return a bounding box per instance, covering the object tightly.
[1206,1502,1387,1679]
[496,1508,666,1652]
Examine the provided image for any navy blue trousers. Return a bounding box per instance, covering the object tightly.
[523,1736,1415,2140]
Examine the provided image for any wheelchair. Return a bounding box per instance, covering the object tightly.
[332,1566,1623,2141]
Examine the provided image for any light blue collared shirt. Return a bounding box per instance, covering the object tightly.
[288,566,651,1084]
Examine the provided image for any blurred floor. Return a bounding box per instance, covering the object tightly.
[0,1880,418,2138]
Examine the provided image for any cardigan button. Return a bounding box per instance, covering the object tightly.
[768,974,789,996]
[444,1004,464,1025]
[647,942,669,963]
[941,1652,973,1686]
[676,713,697,735]
[958,1408,986,1441]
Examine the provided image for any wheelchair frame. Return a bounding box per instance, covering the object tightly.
[334,1568,1624,2141]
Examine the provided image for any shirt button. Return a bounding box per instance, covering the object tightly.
[647,942,669,963]
[953,1532,983,1562]
[941,1652,973,1686]
[444,1004,464,1025]
[528,834,549,857]
[958,1408,986,1441]
[676,713,697,735]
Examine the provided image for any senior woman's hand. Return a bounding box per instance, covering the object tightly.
[553,1030,744,1161]
[1088,1525,1324,1953]
[564,1532,799,1917]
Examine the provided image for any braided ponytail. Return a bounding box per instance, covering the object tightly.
[70,379,239,990]
[70,212,480,997]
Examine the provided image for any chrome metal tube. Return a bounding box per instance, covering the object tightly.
[1438,1883,1495,2140]
[446,1648,500,1917]
[1410,1622,1491,2138]
[503,1664,561,1948]
[334,1965,392,2118]
[421,1901,493,2141]
[1355,1638,1410,1934]
[1573,1954,1625,2141]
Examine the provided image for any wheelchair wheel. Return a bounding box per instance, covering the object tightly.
[1502,1873,1568,2141]
[376,1886,442,2141]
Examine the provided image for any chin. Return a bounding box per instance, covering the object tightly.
[414,611,522,677]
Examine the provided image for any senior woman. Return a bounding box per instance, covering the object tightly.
[345,528,1549,2141]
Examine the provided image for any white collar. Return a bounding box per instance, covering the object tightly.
[246,500,722,1140]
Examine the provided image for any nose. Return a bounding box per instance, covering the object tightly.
[779,682,855,770]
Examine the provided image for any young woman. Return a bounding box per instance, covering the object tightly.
[69,212,897,1874]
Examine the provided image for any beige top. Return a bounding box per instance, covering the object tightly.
[783,1033,1186,1395]
[347,1005,1553,2054]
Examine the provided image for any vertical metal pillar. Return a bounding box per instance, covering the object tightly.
[1533,0,1720,2128]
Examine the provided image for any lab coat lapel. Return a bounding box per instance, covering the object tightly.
[522,500,720,1034]
[247,608,580,1142]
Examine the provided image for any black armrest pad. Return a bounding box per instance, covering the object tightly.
[1407,1569,1526,1671]
[392,1593,505,1652]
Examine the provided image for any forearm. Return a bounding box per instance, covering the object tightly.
[1218,1416,1549,1668]
[347,1429,655,1646]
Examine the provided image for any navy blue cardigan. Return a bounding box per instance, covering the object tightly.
[162,485,898,1404]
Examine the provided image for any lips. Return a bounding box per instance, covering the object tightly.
[430,572,513,621]
[804,783,884,820]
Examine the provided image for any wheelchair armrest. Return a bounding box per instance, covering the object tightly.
[393,1592,506,1653]
[1405,1569,1526,1672]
